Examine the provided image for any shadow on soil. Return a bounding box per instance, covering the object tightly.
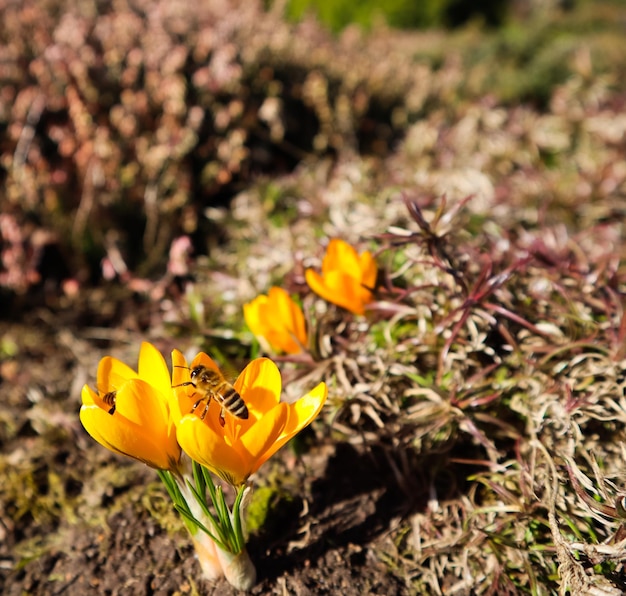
[251,440,456,583]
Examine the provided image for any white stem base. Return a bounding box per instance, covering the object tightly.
[216,546,257,591]
[191,531,224,581]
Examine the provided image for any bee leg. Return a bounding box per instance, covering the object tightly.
[200,402,211,420]
[107,405,116,415]
[219,407,226,427]
[193,398,211,420]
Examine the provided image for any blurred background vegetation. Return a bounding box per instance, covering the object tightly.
[1,0,625,315]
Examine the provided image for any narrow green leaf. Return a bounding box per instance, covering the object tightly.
[174,505,227,551]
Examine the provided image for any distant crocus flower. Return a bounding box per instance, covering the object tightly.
[305,238,377,315]
[243,286,307,354]
[79,342,181,472]
[171,350,327,487]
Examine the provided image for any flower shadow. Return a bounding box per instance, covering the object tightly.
[249,441,443,582]
[249,436,492,584]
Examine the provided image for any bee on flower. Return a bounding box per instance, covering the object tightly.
[79,342,181,472]
[171,349,327,487]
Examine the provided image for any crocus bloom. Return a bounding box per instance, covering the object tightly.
[243,287,307,354]
[80,342,181,471]
[171,350,327,486]
[305,238,377,315]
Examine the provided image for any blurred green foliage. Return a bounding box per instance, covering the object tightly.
[283,0,510,31]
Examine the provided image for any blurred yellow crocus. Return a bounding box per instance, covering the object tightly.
[305,238,377,315]
[80,342,181,471]
[171,350,327,487]
[243,287,307,354]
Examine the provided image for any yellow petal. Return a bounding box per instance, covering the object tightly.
[114,379,167,429]
[240,402,289,475]
[305,268,332,303]
[138,342,171,396]
[177,415,247,485]
[263,382,328,463]
[323,238,360,275]
[171,349,190,421]
[313,268,367,315]
[82,385,95,405]
[271,333,302,355]
[97,356,137,393]
[328,271,367,313]
[244,289,307,354]
[359,250,378,290]
[171,349,190,385]
[269,287,307,351]
[82,383,118,416]
[243,296,269,337]
[79,402,174,470]
[190,352,222,375]
[234,358,281,417]
[307,239,377,315]
[117,379,179,466]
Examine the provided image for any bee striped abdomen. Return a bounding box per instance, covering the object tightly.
[185,365,249,422]
[219,385,249,419]
[102,390,117,415]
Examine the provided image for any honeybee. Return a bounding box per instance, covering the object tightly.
[174,365,248,426]
[102,390,117,415]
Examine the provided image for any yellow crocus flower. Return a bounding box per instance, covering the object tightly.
[243,287,308,354]
[305,238,377,315]
[80,342,181,471]
[171,350,327,486]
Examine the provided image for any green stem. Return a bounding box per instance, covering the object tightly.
[157,463,256,588]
